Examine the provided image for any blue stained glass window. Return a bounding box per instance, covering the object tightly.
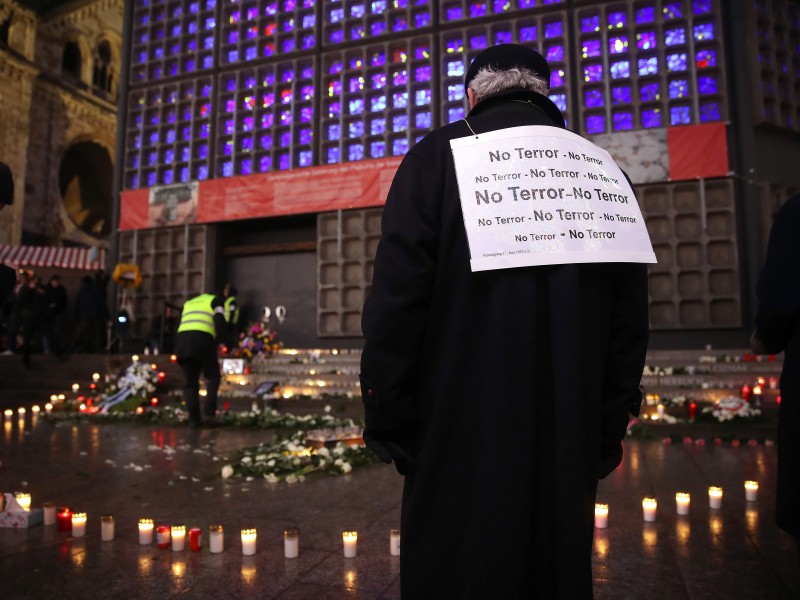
[328,101,341,117]
[609,36,628,54]
[495,0,511,12]
[584,64,603,82]
[166,129,176,143]
[170,43,181,56]
[550,69,564,87]
[297,150,312,167]
[392,16,407,30]
[349,77,363,93]
[447,84,464,101]
[371,95,387,111]
[327,147,340,164]
[131,154,140,168]
[369,141,386,158]
[329,60,344,75]
[392,138,409,155]
[330,28,344,43]
[243,116,254,132]
[519,26,536,42]
[328,124,341,140]
[285,0,296,10]
[181,146,191,161]
[280,109,291,124]
[549,93,566,111]
[224,119,235,135]
[303,14,315,28]
[150,131,160,145]
[189,1,198,13]
[445,5,462,20]
[415,89,431,106]
[637,31,656,50]
[260,156,271,172]
[414,11,430,27]
[446,60,464,77]
[667,53,687,72]
[585,89,604,108]
[301,106,314,123]
[470,2,487,18]
[260,134,272,149]
[279,153,291,170]
[154,46,164,59]
[351,3,366,17]
[371,73,386,89]
[582,39,601,58]
[610,61,630,79]
[227,49,239,63]
[148,151,158,164]
[446,38,464,53]
[613,112,633,130]
[348,144,364,161]
[670,105,691,125]
[299,128,312,145]
[545,21,563,38]
[372,0,387,12]
[519,0,536,8]
[276,131,290,148]
[495,31,512,44]
[585,115,605,134]
[448,107,465,122]
[330,7,344,22]
[203,36,214,50]
[697,75,717,95]
[642,108,661,129]
[240,159,252,176]
[415,46,429,60]
[179,167,189,182]
[547,45,564,61]
[301,65,314,79]
[607,11,626,29]
[203,55,213,69]
[416,66,432,82]
[611,86,631,104]
[262,92,275,107]
[283,38,296,52]
[393,115,408,132]
[371,21,386,35]
[640,81,660,102]
[351,25,365,39]
[581,15,599,34]
[635,6,655,23]
[265,2,277,16]
[349,99,365,115]
[699,101,720,122]
[663,3,682,19]
[416,112,432,129]
[205,17,215,30]
[694,23,714,41]
[198,143,209,159]
[371,118,385,135]
[693,0,712,14]
[696,49,716,68]
[393,92,409,108]
[638,57,658,75]
[393,69,408,85]
[147,171,158,186]
[470,34,488,49]
[241,138,254,153]
[668,79,688,98]
[665,27,686,46]
[300,85,314,101]
[246,6,257,19]
[301,33,314,48]
[348,121,364,138]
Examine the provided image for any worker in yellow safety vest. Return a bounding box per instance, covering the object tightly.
[175,293,226,428]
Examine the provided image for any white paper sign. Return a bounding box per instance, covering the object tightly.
[450,125,656,271]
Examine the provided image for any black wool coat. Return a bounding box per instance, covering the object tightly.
[753,193,800,539]
[361,90,649,599]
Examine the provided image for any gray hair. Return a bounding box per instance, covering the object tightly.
[468,66,549,103]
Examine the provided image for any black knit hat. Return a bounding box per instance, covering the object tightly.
[0,162,13,206]
[464,44,551,95]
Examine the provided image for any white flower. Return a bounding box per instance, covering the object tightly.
[267,459,276,467]
[241,456,252,464]
[264,474,279,483]
[340,462,352,474]
[221,465,234,479]
[318,447,331,457]
[285,474,299,484]
[324,405,332,413]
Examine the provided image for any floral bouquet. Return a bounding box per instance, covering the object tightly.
[701,396,762,422]
[231,322,282,360]
[93,360,161,413]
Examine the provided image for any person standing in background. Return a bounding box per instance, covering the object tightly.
[0,162,16,352]
[43,274,67,356]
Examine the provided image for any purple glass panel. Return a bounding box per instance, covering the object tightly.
[585,114,605,134]
[415,66,432,81]
[371,73,386,89]
[224,119,235,135]
[244,46,257,61]
[149,131,159,145]
[611,86,631,104]
[297,150,311,167]
[414,46,429,60]
[371,95,387,111]
[697,75,717,95]
[585,89,604,108]
[609,36,628,54]
[640,81,660,102]
[302,65,313,79]
[351,25,365,39]
[519,0,536,8]
[670,105,691,125]
[348,144,364,161]
[392,16,407,31]
[416,112,432,129]
[240,159,253,176]
[282,39,296,53]
[329,60,343,74]
[495,0,511,12]
[583,64,603,82]
[613,112,633,130]
[370,118,385,135]
[665,27,686,46]
[635,6,655,23]
[581,15,599,34]
[414,11,430,27]
[147,172,158,186]
[300,107,313,122]
[693,0,712,14]
[448,107,465,122]
[303,14,315,28]
[668,79,687,99]
[694,23,714,41]
[637,31,656,50]
[227,49,239,63]
[666,53,687,72]
[642,108,661,129]
[393,115,408,132]
[328,124,341,141]
[330,8,344,22]
[299,128,312,145]
[547,45,564,61]
[696,49,716,68]
[279,109,291,124]
[221,161,233,177]
[148,151,158,164]
[349,77,363,93]
[327,147,340,164]
[278,131,290,147]
[241,138,254,152]
[550,69,563,87]
[392,138,409,155]
[330,28,344,43]
[348,121,364,138]
[198,143,209,159]
[179,167,189,182]
[607,11,626,28]
[372,0,387,11]
[519,26,536,42]
[285,0,296,10]
[415,89,431,106]
[202,55,213,69]
[638,57,658,76]
[446,38,463,53]
[301,85,314,100]
[281,89,293,104]
[549,93,566,111]
[469,2,487,18]
[197,165,209,180]
[699,101,720,122]
[393,92,409,108]
[392,69,408,85]
[371,21,386,35]
[260,134,272,149]
[279,153,290,170]
[260,155,271,172]
[470,34,488,49]
[495,31,512,45]
[663,3,683,19]
[582,39,601,58]
[545,21,563,38]
[610,61,630,79]
[261,113,274,128]
[446,60,464,77]
[349,98,365,114]
[181,146,191,162]
[262,92,275,108]
[371,141,386,158]
[301,33,314,48]
[447,84,464,101]
[351,3,366,17]
[166,129,176,143]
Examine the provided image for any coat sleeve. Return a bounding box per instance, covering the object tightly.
[598,263,649,478]
[360,150,440,438]
[753,196,800,354]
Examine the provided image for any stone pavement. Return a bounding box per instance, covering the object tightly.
[1,413,799,599]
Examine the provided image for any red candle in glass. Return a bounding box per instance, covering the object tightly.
[189,528,202,552]
[688,401,697,420]
[57,508,72,531]
[740,385,751,401]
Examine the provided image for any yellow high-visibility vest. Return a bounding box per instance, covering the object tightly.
[177,294,216,336]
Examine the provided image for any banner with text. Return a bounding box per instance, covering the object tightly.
[450,125,656,272]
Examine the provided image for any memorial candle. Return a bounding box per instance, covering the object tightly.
[594,504,609,529]
[284,528,299,558]
[92,373,100,383]
[58,507,72,531]
[343,531,358,558]
[744,481,759,502]
[43,502,56,526]
[101,515,115,541]
[138,518,154,545]
[189,528,202,552]
[15,492,31,511]
[171,525,186,551]
[241,528,257,556]
[209,525,223,553]
[71,512,87,537]
[642,498,657,522]
[675,492,691,516]
[708,486,723,509]
[390,529,401,556]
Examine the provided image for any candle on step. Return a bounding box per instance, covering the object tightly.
[241,528,257,556]
[138,518,154,545]
[675,492,690,516]
[642,497,657,522]
[43,503,56,526]
[342,531,358,558]
[390,528,401,556]
[708,486,723,509]
[171,525,186,551]
[594,504,609,529]
[71,512,87,537]
[58,507,72,531]
[744,481,759,502]
[101,515,115,541]
[284,528,299,558]
[15,492,31,511]
[209,525,223,553]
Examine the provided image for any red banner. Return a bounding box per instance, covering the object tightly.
[119,156,402,230]
[667,122,729,181]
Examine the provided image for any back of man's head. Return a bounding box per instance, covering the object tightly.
[464,44,550,100]
[0,162,13,206]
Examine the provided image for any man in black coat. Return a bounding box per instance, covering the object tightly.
[0,162,16,297]
[360,45,651,598]
[751,192,800,556]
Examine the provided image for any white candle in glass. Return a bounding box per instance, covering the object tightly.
[71,513,87,537]
[708,486,723,509]
[92,373,100,383]
[43,503,56,526]
[389,529,401,556]
[101,515,115,541]
[71,383,79,392]
[744,481,759,502]
[675,492,691,516]
[209,525,223,553]
[241,529,257,556]
[642,498,657,522]
[45,403,53,414]
[284,528,299,558]
[171,525,186,551]
[594,504,609,529]
[139,519,154,545]
[15,492,31,511]
[342,531,358,558]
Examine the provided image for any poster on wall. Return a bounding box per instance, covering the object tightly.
[148,182,199,227]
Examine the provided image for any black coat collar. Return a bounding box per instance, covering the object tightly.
[467,89,566,129]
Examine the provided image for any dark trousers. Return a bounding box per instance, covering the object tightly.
[180,354,220,424]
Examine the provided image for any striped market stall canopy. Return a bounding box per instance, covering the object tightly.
[0,244,106,271]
